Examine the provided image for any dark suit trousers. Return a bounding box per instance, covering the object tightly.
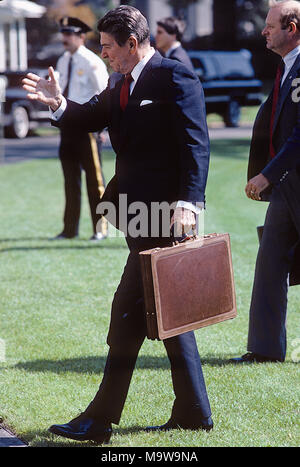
[247,187,299,361]
[85,237,212,425]
[59,131,106,237]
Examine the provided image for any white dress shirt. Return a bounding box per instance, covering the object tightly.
[129,47,155,93]
[281,45,300,85]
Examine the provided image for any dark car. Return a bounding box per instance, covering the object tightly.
[2,69,51,139]
[187,49,263,127]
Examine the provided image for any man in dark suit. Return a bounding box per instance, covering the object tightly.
[155,17,194,72]
[23,6,212,443]
[232,0,300,364]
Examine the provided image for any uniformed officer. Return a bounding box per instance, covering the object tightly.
[54,17,109,240]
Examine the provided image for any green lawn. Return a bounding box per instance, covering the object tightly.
[207,105,260,126]
[0,140,299,447]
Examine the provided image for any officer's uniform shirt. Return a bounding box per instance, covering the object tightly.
[56,45,109,103]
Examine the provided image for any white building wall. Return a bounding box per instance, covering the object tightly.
[0,0,45,71]
[18,18,28,70]
[136,0,214,41]
[147,0,171,35]
[186,0,213,41]
[0,25,6,72]
[9,21,19,70]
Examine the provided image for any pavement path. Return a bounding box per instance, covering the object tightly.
[0,125,253,165]
[0,425,27,447]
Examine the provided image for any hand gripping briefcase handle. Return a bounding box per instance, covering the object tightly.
[139,233,237,340]
[170,224,202,246]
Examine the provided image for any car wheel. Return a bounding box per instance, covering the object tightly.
[7,106,30,138]
[224,100,241,128]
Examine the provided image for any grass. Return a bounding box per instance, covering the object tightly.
[207,105,260,127]
[0,140,299,448]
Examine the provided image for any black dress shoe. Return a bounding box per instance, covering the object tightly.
[146,416,213,432]
[48,413,112,444]
[230,352,280,363]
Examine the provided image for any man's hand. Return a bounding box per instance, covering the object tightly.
[170,207,196,237]
[245,173,270,201]
[22,66,63,111]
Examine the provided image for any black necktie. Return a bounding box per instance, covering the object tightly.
[63,56,73,98]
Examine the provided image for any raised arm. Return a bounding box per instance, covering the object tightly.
[22,66,63,112]
[23,66,111,134]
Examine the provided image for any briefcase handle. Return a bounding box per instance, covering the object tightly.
[171,224,198,246]
[171,229,219,246]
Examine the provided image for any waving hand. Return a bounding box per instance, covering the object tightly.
[22,66,63,111]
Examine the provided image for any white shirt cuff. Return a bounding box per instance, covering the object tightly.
[50,96,67,121]
[176,200,204,214]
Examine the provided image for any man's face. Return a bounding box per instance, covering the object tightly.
[262,7,289,55]
[100,32,132,74]
[61,32,83,54]
[155,26,175,51]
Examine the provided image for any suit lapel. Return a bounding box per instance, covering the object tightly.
[129,51,163,102]
[111,76,124,131]
[272,54,300,135]
[119,51,163,146]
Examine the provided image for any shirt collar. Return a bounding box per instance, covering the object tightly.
[283,45,300,70]
[130,47,155,84]
[69,45,85,61]
[165,41,181,58]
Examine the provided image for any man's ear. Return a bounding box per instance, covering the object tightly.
[128,36,138,53]
[289,21,297,34]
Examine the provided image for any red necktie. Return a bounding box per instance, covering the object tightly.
[269,60,284,159]
[120,74,133,111]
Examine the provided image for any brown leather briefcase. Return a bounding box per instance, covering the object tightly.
[139,233,237,340]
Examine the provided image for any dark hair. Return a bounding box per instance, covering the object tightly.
[280,11,300,30]
[156,17,186,41]
[97,5,150,46]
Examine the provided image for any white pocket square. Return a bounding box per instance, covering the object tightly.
[140,100,153,107]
